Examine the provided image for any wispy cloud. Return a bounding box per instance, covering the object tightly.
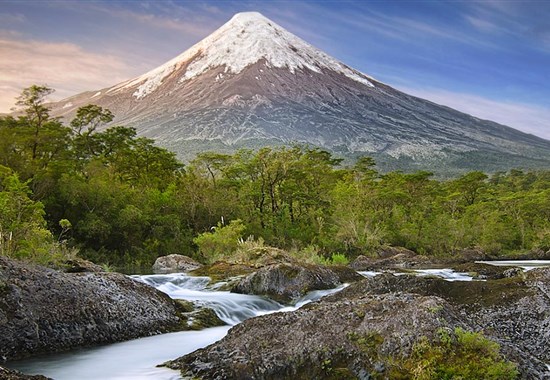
[0,12,26,24]
[0,37,138,112]
[399,86,550,140]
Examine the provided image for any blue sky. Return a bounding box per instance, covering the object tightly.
[1,0,549,138]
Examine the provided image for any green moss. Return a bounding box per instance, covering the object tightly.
[175,299,194,313]
[389,328,519,379]
[188,308,226,330]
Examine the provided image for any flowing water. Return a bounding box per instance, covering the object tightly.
[358,268,473,281]
[7,273,346,379]
[8,260,550,378]
[476,260,550,271]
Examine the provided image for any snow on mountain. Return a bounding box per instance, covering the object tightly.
[111,12,374,99]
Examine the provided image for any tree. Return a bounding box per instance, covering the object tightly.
[71,105,114,156]
[0,166,54,263]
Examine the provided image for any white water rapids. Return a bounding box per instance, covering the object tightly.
[7,273,346,379]
[8,260,550,378]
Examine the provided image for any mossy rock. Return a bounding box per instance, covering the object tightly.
[188,308,226,330]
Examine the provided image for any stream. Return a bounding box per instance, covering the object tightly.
[7,273,346,379]
[7,260,550,379]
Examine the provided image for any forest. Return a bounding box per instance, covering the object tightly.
[2,85,550,269]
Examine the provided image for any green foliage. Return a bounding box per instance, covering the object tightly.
[0,166,58,264]
[390,328,518,379]
[328,253,349,265]
[193,220,246,263]
[3,85,550,268]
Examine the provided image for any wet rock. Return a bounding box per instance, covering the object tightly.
[190,261,256,282]
[351,251,433,271]
[166,293,533,379]
[334,270,550,374]
[0,366,51,380]
[450,262,520,280]
[0,257,188,362]
[152,254,203,273]
[186,308,226,330]
[168,271,550,379]
[232,262,362,303]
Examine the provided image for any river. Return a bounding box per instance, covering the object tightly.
[7,260,550,378]
[7,273,346,379]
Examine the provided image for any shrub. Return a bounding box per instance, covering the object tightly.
[329,253,349,265]
[390,327,518,379]
[193,219,246,264]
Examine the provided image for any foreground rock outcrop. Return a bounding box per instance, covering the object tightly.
[337,269,550,367]
[168,268,550,379]
[232,262,362,303]
[0,257,189,361]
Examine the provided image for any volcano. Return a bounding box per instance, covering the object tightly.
[49,11,550,174]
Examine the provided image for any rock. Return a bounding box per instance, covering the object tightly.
[152,254,202,273]
[231,263,363,303]
[165,292,534,379]
[351,251,433,271]
[0,257,189,362]
[63,258,105,273]
[0,366,51,379]
[375,245,416,259]
[333,270,550,374]
[451,247,490,262]
[190,261,256,282]
[167,271,550,379]
[186,308,226,330]
[450,262,520,280]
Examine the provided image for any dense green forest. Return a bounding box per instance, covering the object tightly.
[1,85,550,268]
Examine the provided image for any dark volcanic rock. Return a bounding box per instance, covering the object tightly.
[0,257,188,362]
[450,262,520,280]
[152,254,203,273]
[351,251,433,271]
[231,263,362,303]
[168,272,550,379]
[334,270,550,375]
[165,293,505,379]
[0,366,50,380]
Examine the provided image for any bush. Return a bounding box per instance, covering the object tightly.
[193,219,246,264]
[329,253,349,265]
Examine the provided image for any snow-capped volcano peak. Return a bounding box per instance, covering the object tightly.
[112,11,374,99]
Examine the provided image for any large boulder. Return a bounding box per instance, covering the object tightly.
[152,254,203,273]
[166,292,536,379]
[335,269,550,367]
[232,263,363,303]
[0,257,189,362]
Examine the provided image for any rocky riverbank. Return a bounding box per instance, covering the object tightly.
[166,264,550,379]
[0,257,192,362]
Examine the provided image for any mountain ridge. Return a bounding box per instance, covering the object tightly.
[48,11,550,175]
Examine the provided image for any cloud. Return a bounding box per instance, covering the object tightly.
[398,86,550,140]
[464,15,500,33]
[0,37,139,112]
